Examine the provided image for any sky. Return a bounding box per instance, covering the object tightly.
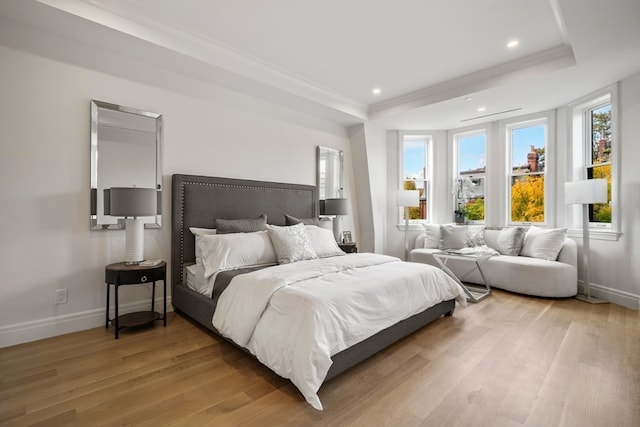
[403,125,545,181]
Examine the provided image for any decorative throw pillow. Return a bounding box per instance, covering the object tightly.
[439,225,469,250]
[267,223,318,264]
[422,224,441,249]
[495,226,526,256]
[304,225,345,258]
[520,226,567,260]
[466,225,487,247]
[199,231,277,279]
[189,227,217,265]
[216,214,267,234]
[284,214,320,226]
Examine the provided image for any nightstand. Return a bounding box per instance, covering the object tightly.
[339,243,358,253]
[105,261,166,339]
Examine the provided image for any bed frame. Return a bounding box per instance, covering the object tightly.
[171,174,455,382]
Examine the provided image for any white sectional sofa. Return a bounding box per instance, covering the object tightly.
[410,225,578,298]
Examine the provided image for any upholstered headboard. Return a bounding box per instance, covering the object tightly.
[171,174,317,292]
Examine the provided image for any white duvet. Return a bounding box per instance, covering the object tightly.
[212,253,466,410]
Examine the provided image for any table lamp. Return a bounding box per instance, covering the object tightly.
[565,178,608,303]
[324,198,348,242]
[104,187,158,264]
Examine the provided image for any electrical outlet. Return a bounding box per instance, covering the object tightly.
[55,289,68,305]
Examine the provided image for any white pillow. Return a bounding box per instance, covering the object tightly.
[466,225,487,247]
[189,227,216,265]
[305,225,345,258]
[199,231,277,279]
[267,223,318,264]
[422,224,441,249]
[495,226,526,256]
[520,226,567,261]
[439,225,469,250]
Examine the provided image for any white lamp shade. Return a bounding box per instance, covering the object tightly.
[396,190,420,207]
[565,179,608,204]
[104,187,158,217]
[324,198,348,215]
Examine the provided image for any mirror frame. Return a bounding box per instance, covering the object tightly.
[90,100,162,230]
[316,145,344,202]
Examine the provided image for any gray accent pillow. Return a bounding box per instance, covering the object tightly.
[284,214,320,226]
[495,226,526,255]
[439,225,469,250]
[267,223,318,264]
[216,214,267,234]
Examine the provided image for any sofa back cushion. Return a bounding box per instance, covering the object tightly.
[521,226,568,261]
[494,226,526,256]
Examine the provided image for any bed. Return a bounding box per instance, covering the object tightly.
[171,174,465,410]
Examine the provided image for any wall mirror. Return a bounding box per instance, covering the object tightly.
[90,100,162,230]
[317,145,344,201]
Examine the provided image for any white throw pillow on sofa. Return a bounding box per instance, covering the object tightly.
[495,226,526,256]
[520,226,567,261]
[422,224,441,249]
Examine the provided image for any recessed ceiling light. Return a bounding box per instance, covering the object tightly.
[465,96,473,101]
[507,39,519,48]
[372,88,381,95]
[477,107,486,112]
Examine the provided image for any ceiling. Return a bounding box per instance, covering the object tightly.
[2,0,639,130]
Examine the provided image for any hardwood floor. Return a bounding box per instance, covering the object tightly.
[1,290,639,426]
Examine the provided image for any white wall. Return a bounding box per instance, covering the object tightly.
[384,72,640,309]
[0,47,351,347]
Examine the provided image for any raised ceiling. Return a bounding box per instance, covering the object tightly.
[2,0,639,130]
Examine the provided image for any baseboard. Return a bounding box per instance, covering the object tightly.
[0,297,173,348]
[578,281,639,310]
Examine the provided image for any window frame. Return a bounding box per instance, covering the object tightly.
[569,85,620,239]
[452,129,487,224]
[505,116,552,226]
[399,131,433,225]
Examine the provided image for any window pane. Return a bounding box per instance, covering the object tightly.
[457,133,485,220]
[511,174,544,222]
[510,123,546,223]
[588,164,612,223]
[590,104,611,165]
[403,136,428,220]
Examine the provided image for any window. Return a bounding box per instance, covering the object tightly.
[401,133,431,220]
[586,102,612,226]
[507,120,547,224]
[454,131,486,221]
[571,87,616,234]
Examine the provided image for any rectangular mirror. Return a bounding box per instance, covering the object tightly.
[90,100,162,230]
[317,145,344,201]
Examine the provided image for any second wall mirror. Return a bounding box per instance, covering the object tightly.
[90,100,162,230]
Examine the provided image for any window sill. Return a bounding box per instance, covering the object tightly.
[567,228,621,241]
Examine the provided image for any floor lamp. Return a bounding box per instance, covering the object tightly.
[565,178,608,304]
[396,190,420,261]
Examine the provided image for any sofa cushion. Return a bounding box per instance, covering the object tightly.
[439,224,486,250]
[422,224,441,249]
[495,226,526,256]
[521,226,567,261]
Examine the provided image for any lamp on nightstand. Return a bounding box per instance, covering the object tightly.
[396,190,420,261]
[324,198,348,242]
[104,187,158,264]
[565,178,608,304]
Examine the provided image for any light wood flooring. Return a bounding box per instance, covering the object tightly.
[1,289,639,426]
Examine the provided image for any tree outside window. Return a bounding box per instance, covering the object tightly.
[402,135,429,220]
[588,104,612,224]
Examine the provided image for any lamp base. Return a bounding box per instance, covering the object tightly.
[575,294,608,304]
[124,218,145,264]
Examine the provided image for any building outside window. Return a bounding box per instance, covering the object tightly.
[508,120,547,224]
[401,134,431,221]
[454,131,486,222]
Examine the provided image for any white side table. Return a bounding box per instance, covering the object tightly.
[432,251,493,302]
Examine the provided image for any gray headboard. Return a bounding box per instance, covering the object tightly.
[171,174,317,292]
